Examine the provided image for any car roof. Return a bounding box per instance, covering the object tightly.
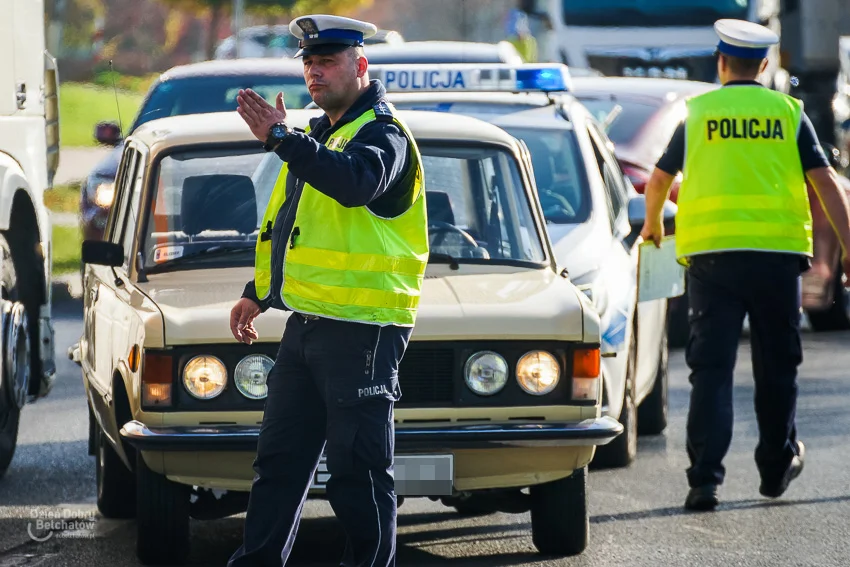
[157,58,304,81]
[569,76,717,101]
[129,109,523,155]
[363,41,523,64]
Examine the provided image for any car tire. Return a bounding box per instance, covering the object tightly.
[529,467,588,557]
[0,234,24,478]
[591,326,637,469]
[96,424,136,519]
[638,323,668,435]
[807,267,850,332]
[136,451,191,565]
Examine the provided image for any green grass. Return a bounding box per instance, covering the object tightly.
[59,83,144,148]
[44,183,81,214]
[52,225,82,276]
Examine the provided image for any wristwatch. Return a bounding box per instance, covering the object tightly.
[264,122,292,152]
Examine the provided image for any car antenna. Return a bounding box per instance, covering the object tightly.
[109,60,124,136]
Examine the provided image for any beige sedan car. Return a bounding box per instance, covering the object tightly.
[78,108,622,564]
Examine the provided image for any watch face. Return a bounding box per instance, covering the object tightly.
[271,124,288,138]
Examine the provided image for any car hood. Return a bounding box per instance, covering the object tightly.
[135,266,596,345]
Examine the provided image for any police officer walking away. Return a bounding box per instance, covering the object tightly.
[226,14,428,566]
[640,19,850,512]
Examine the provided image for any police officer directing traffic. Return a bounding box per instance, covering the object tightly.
[227,14,428,566]
[641,19,850,512]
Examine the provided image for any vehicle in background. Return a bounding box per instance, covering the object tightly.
[363,40,525,64]
[802,143,850,331]
[831,36,850,168]
[81,58,310,243]
[214,25,404,59]
[380,63,676,469]
[0,0,60,478]
[80,108,621,563]
[533,0,786,88]
[569,76,717,348]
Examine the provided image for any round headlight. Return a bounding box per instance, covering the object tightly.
[464,351,508,396]
[183,355,227,400]
[234,354,274,399]
[516,351,560,395]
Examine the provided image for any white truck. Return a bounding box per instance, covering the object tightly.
[534,0,786,89]
[0,0,60,477]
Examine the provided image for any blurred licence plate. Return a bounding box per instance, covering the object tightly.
[310,454,454,496]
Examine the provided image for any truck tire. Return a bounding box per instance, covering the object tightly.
[0,233,24,478]
[638,324,669,435]
[592,326,637,469]
[136,451,191,565]
[529,467,588,556]
[96,423,136,519]
[807,268,850,332]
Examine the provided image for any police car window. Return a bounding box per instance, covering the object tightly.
[501,127,591,225]
[586,127,621,230]
[588,123,629,223]
[577,98,660,146]
[142,146,266,271]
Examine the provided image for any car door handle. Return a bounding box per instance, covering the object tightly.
[89,287,99,303]
[15,83,26,109]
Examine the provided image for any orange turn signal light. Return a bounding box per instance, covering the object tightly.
[573,348,600,378]
[128,345,140,372]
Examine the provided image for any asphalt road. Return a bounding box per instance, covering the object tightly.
[1,300,849,566]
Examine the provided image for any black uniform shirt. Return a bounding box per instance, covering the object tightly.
[242,79,415,312]
[656,80,830,175]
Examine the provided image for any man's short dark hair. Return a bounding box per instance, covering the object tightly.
[721,53,764,76]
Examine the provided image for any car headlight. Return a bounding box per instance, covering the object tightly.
[94,182,115,207]
[234,354,274,399]
[464,351,508,396]
[183,355,227,400]
[516,351,560,395]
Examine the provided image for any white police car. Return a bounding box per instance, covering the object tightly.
[375,63,677,467]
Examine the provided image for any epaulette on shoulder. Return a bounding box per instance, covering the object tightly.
[373,100,394,122]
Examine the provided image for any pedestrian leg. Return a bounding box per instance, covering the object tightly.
[228,315,328,567]
[684,255,747,488]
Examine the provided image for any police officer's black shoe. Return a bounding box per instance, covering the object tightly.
[759,441,805,499]
[684,484,719,511]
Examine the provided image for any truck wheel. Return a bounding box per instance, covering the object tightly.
[807,268,850,332]
[530,467,588,556]
[136,451,191,565]
[638,323,668,435]
[96,424,136,519]
[0,233,27,478]
[592,327,637,469]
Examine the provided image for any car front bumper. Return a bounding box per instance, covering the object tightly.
[120,417,623,453]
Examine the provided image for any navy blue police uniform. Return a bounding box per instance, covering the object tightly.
[655,21,831,510]
[227,16,417,567]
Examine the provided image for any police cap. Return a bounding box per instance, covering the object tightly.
[290,14,377,58]
[714,19,779,59]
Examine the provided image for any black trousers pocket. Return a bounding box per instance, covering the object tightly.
[326,399,395,476]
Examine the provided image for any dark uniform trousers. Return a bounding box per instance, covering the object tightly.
[228,312,410,567]
[685,251,805,489]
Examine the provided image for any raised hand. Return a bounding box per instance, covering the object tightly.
[236,89,288,142]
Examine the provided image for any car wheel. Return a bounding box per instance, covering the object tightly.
[0,234,25,478]
[529,467,588,557]
[136,451,191,565]
[638,323,668,435]
[591,326,637,469]
[807,267,850,332]
[96,423,136,519]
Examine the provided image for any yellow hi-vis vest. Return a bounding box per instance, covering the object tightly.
[253,106,429,326]
[675,86,813,260]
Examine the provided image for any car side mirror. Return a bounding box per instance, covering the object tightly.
[625,194,677,247]
[82,240,123,267]
[94,121,122,146]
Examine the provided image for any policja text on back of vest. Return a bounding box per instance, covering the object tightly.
[706,117,784,141]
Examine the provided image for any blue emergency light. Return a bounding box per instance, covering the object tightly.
[374,64,572,94]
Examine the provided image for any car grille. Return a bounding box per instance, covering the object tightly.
[587,54,717,83]
[397,347,455,406]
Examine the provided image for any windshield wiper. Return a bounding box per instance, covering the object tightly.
[428,252,460,270]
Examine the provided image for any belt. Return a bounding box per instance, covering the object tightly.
[297,312,321,321]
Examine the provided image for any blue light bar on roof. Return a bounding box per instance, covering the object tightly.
[375,64,572,94]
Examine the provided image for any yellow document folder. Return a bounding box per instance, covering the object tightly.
[637,236,686,303]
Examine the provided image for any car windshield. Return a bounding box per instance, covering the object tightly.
[130,76,312,132]
[575,97,661,145]
[563,0,748,27]
[142,143,546,272]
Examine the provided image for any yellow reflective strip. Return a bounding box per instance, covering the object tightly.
[679,194,808,215]
[287,246,427,276]
[677,221,811,245]
[284,278,419,311]
[284,262,423,294]
[286,296,416,326]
